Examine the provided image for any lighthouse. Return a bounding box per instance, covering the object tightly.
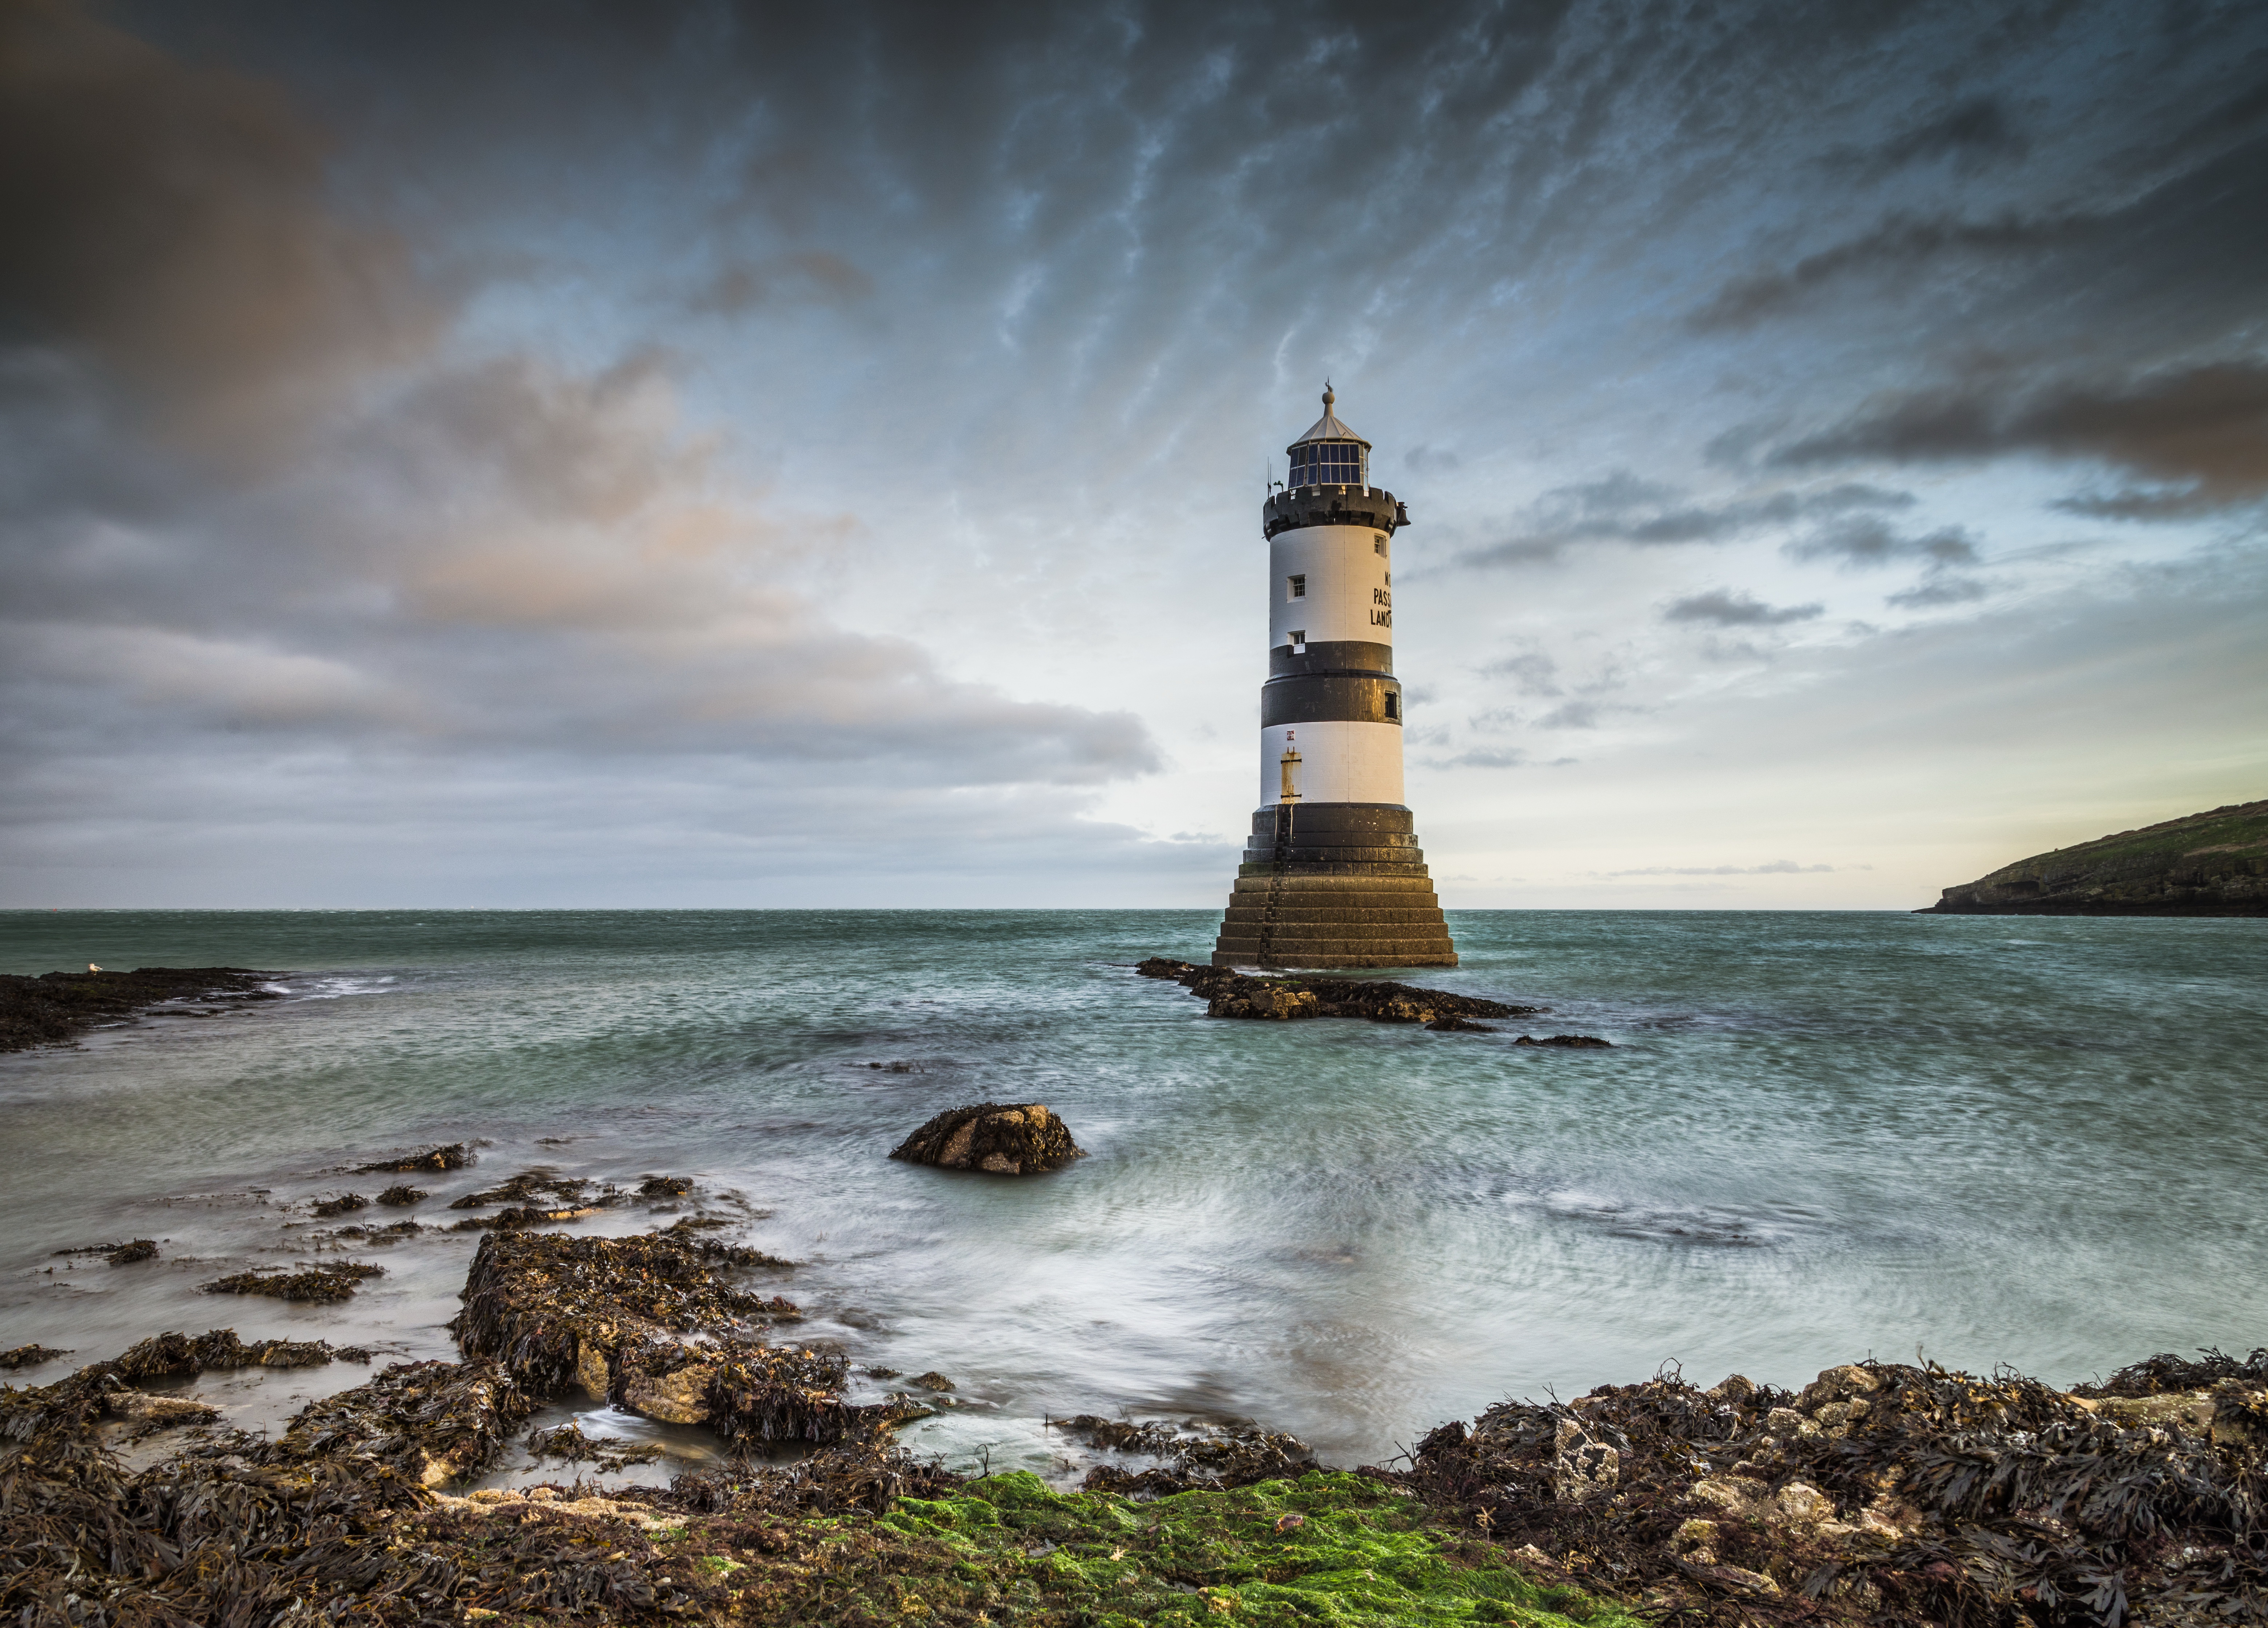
[1210,388,1458,968]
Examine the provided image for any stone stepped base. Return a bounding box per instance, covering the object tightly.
[1212,814,1457,967]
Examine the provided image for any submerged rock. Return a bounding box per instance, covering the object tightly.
[887,1102,1086,1175]
[0,1343,71,1369]
[353,1141,472,1173]
[1513,1034,1614,1048]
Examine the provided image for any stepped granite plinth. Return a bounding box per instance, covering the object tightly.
[1211,804,1456,969]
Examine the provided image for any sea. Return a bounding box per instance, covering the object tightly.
[3,908,2263,1485]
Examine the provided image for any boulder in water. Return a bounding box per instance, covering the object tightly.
[888,1102,1085,1175]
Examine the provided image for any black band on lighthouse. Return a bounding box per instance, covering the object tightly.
[1260,673,1402,727]
[1269,640,1394,678]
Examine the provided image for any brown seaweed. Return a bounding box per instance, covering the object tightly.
[375,1182,426,1205]
[311,1192,369,1217]
[53,1238,160,1264]
[201,1260,384,1302]
[1057,1414,1318,1497]
[526,1418,665,1468]
[111,1328,367,1376]
[2071,1344,2268,1397]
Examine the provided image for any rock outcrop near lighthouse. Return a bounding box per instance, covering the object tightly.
[888,1103,1086,1174]
[1922,799,2268,915]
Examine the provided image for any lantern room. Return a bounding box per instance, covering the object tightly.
[1285,384,1371,488]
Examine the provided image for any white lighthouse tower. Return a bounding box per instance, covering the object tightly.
[1210,387,1457,968]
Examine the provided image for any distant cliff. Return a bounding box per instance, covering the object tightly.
[1922,800,2268,915]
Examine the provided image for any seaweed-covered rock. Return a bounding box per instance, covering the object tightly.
[451,1227,798,1400]
[526,1417,664,1468]
[1136,957,1535,1026]
[311,1192,367,1217]
[354,1141,472,1173]
[1060,1415,1317,1497]
[274,1357,533,1485]
[0,1344,71,1370]
[887,1102,1086,1175]
[605,1334,858,1445]
[1384,1354,2268,1628]
[200,1261,382,1302]
[53,1238,160,1265]
[375,1182,426,1205]
[1514,1034,1614,1048]
[114,1328,351,1377]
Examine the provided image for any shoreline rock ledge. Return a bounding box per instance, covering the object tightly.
[889,1102,1086,1175]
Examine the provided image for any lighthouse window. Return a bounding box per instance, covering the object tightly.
[1288,574,1306,599]
[1385,693,1400,720]
[1290,442,1366,487]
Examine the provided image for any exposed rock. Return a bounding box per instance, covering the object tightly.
[106,1392,220,1429]
[1137,957,1537,1026]
[0,965,282,1053]
[887,1102,1086,1175]
[1514,1034,1613,1048]
[1552,1416,1621,1501]
[1923,797,2268,914]
[909,1371,955,1392]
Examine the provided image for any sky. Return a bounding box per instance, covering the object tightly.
[3,0,2264,910]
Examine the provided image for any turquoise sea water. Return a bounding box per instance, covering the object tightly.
[2,909,2263,1478]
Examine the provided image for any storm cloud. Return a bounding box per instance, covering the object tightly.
[2,0,2263,907]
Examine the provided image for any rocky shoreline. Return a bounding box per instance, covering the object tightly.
[0,965,283,1053]
[1922,799,2267,915]
[6,1141,2261,1627]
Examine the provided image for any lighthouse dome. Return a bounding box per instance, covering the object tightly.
[1285,384,1370,488]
